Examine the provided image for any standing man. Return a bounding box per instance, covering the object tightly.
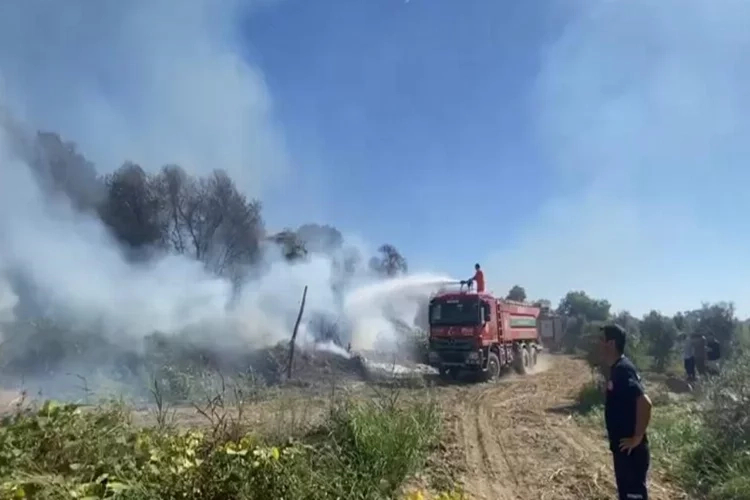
[465,263,485,293]
[693,334,707,378]
[680,334,696,382]
[600,324,653,500]
[705,334,721,376]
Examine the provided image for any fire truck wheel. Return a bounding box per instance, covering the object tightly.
[484,352,501,382]
[513,347,528,375]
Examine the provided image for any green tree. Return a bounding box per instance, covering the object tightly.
[269,229,308,261]
[557,291,612,354]
[151,167,265,278]
[368,244,408,277]
[674,303,738,358]
[695,302,736,351]
[99,162,164,249]
[613,311,640,338]
[295,223,344,254]
[613,311,647,367]
[506,285,527,302]
[533,298,552,310]
[640,310,678,372]
[556,291,611,322]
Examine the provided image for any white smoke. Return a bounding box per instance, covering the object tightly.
[0,0,287,190]
[0,1,456,398]
[0,0,295,359]
[344,274,455,351]
[0,278,17,323]
[0,121,435,344]
[0,112,451,387]
[0,124,233,338]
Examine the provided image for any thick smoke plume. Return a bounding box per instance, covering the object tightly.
[0,1,451,398]
[0,0,287,189]
[0,279,17,324]
[0,128,231,338]
[0,115,450,397]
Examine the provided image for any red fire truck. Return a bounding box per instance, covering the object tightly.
[426,284,541,381]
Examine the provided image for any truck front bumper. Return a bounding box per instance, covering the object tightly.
[428,349,483,368]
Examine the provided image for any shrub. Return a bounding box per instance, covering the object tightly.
[675,354,750,498]
[574,378,605,414]
[0,391,442,500]
[327,397,440,495]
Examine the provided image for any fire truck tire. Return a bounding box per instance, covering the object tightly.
[530,346,538,367]
[514,346,528,375]
[523,347,531,368]
[484,352,501,382]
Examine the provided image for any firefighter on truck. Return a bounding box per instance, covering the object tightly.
[460,263,485,293]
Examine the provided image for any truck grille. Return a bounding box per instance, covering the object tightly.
[439,351,468,364]
[430,338,474,351]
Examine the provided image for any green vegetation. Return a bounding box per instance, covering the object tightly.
[573,379,605,415]
[0,390,443,500]
[548,290,749,376]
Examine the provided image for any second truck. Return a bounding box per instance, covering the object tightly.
[426,283,542,381]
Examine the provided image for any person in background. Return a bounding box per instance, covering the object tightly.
[705,334,721,376]
[693,334,707,377]
[463,263,485,293]
[680,334,695,382]
[599,323,653,500]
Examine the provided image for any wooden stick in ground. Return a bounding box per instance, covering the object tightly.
[286,285,308,380]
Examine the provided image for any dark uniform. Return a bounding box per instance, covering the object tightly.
[605,356,650,500]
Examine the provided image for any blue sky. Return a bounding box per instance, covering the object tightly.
[250,0,565,270]
[250,0,750,315]
[1,0,750,316]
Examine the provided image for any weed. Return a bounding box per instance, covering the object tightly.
[574,377,605,414]
[0,374,443,500]
[326,396,441,495]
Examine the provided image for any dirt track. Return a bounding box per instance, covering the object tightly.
[432,355,686,500]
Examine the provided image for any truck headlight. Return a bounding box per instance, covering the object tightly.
[467,351,480,361]
[428,351,440,363]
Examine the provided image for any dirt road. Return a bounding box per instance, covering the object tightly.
[432,355,686,500]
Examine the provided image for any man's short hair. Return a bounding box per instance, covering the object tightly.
[601,323,627,354]
[475,263,480,269]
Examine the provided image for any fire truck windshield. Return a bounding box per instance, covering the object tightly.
[429,298,482,326]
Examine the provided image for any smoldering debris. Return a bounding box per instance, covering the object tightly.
[0,321,432,404]
[0,111,447,405]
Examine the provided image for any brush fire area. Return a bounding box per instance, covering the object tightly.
[0,350,689,500]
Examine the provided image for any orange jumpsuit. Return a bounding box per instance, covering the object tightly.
[473,270,485,292]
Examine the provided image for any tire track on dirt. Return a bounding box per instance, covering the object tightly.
[449,376,532,500]
[453,382,515,500]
